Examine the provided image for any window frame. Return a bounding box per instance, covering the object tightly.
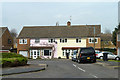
[35,38,40,43]
[48,38,56,43]
[88,38,98,43]
[19,39,27,44]
[60,38,67,43]
[76,38,81,43]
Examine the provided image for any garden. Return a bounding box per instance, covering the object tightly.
[0,53,28,68]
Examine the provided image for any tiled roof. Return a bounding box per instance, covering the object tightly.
[0,27,7,37]
[17,25,101,38]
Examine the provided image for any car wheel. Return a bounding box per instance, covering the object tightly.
[115,57,120,60]
[100,56,103,60]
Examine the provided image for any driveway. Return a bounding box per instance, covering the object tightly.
[2,59,119,78]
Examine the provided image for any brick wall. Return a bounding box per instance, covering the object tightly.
[86,38,101,49]
[17,38,30,57]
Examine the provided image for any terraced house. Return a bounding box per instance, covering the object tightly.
[17,21,101,59]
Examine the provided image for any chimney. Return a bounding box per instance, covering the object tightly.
[67,21,71,27]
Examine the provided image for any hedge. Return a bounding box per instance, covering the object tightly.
[1,53,28,67]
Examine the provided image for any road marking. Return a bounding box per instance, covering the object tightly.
[90,74,98,78]
[73,64,76,67]
[78,67,86,72]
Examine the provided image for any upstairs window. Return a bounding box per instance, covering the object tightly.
[19,39,27,44]
[8,39,12,44]
[49,38,55,43]
[89,38,98,43]
[76,38,81,43]
[35,38,40,43]
[60,38,67,43]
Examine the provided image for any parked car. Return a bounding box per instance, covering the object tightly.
[97,51,120,60]
[76,47,96,63]
[95,50,101,58]
[72,50,77,61]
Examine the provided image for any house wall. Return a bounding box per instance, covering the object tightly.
[17,37,101,59]
[17,38,30,57]
[86,37,101,49]
[56,38,86,58]
[0,29,13,50]
[30,38,58,58]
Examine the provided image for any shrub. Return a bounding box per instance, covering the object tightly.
[1,53,28,67]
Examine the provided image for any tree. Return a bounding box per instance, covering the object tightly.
[112,23,120,46]
[104,28,111,34]
[10,29,17,38]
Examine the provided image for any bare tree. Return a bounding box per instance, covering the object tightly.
[10,29,17,37]
[104,28,111,34]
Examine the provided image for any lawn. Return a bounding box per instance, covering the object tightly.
[97,59,120,62]
[0,53,28,67]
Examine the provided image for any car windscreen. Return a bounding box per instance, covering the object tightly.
[80,48,95,54]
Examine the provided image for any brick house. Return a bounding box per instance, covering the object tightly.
[101,33,116,49]
[117,30,120,56]
[17,21,101,59]
[0,27,13,52]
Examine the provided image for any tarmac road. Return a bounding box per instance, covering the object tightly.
[2,59,119,78]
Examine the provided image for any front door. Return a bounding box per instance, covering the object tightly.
[33,50,37,59]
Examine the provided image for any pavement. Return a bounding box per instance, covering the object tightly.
[2,59,119,78]
[2,63,47,76]
[95,60,120,69]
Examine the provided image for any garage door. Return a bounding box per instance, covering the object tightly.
[19,51,28,57]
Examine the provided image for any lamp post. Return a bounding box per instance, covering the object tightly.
[94,26,95,49]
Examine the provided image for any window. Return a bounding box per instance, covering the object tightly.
[8,39,12,44]
[35,39,40,43]
[76,38,81,43]
[89,38,98,43]
[19,39,27,44]
[60,38,67,43]
[44,50,51,56]
[49,38,55,43]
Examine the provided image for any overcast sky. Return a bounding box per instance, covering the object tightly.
[1,2,119,34]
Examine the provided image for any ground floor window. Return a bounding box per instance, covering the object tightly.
[44,50,51,56]
[62,49,74,56]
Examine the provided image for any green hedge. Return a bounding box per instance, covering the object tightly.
[1,53,28,67]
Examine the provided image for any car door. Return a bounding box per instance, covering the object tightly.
[108,52,114,59]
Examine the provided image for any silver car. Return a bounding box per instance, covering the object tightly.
[97,51,120,60]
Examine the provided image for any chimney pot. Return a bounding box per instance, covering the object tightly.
[67,21,71,27]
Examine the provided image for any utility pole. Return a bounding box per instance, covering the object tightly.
[94,26,95,49]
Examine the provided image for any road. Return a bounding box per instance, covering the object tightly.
[3,59,118,78]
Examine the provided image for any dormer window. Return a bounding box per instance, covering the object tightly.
[8,39,12,44]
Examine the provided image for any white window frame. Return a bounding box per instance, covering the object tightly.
[89,38,98,43]
[19,39,27,44]
[76,38,81,43]
[48,38,55,43]
[60,38,67,43]
[43,49,51,56]
[35,38,40,43]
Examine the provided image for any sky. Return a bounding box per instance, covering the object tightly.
[0,1,119,34]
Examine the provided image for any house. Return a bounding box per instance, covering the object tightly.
[17,21,101,59]
[117,30,120,56]
[0,27,13,53]
[100,33,116,49]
